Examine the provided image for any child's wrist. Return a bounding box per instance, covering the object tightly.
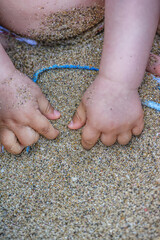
[98,70,141,90]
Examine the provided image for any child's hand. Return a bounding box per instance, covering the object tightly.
[0,69,60,154]
[68,75,144,149]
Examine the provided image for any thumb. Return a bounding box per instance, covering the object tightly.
[38,94,60,120]
[68,102,86,129]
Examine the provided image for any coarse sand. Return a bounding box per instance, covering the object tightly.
[0,32,160,239]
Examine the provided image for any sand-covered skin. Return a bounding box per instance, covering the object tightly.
[29,5,105,45]
[0,33,160,239]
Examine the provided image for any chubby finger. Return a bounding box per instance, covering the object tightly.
[15,126,39,147]
[68,102,86,129]
[81,124,100,149]
[132,122,144,136]
[117,131,132,145]
[100,133,117,146]
[0,129,24,154]
[38,94,60,120]
[30,111,59,139]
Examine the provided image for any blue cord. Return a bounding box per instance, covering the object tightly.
[151,74,160,83]
[26,146,30,153]
[32,64,99,82]
[142,100,160,111]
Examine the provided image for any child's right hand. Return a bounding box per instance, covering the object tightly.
[0,68,60,154]
[68,74,144,149]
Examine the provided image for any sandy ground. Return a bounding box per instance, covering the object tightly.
[0,32,160,239]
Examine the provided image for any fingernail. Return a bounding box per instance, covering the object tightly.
[55,129,59,136]
[54,109,60,117]
[68,120,73,128]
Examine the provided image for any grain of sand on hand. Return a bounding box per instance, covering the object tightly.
[0,32,160,239]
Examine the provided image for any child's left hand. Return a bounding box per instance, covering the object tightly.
[68,74,144,149]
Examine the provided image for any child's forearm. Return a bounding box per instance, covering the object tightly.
[99,0,160,89]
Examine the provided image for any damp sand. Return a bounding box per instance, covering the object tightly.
[0,32,160,239]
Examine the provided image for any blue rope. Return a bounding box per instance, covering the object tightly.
[151,74,160,83]
[32,64,99,82]
[142,100,160,111]
[0,26,37,46]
